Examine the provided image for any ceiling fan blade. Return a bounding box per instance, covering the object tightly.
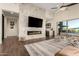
[60,3,78,8]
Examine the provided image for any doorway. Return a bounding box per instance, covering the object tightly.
[2,10,19,42]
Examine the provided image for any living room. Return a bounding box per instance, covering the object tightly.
[0,3,79,56]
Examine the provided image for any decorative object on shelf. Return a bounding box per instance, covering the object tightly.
[46,23,51,28]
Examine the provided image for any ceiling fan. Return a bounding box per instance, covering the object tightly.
[51,3,78,13]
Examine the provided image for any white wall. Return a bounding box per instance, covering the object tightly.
[45,10,55,37]
[4,16,7,38]
[46,19,53,37]
[0,3,19,44]
[53,4,79,35]
[6,16,18,37]
[19,4,46,40]
[0,9,2,44]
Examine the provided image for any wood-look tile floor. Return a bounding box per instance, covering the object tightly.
[0,37,30,56]
[0,36,45,56]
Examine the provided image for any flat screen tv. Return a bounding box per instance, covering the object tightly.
[28,16,43,28]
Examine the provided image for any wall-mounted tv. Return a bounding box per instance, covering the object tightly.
[28,16,43,28]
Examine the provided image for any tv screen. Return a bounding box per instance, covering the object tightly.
[28,16,43,28]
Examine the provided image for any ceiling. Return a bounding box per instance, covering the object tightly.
[33,3,59,10]
[33,3,71,12]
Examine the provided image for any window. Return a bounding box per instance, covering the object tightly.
[59,19,79,33]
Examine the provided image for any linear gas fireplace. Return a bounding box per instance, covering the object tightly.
[27,31,42,35]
